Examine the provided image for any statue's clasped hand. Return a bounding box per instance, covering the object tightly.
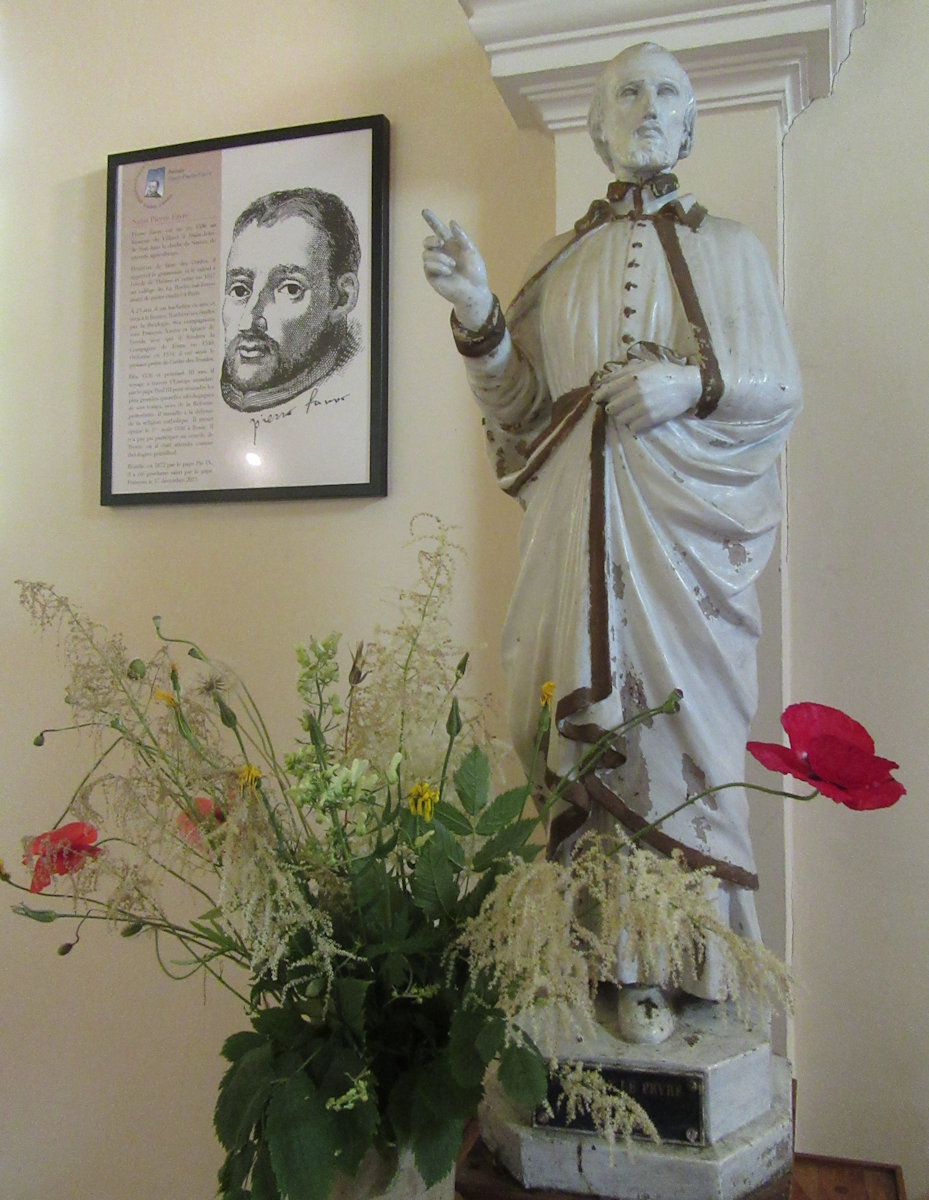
[592,342,702,434]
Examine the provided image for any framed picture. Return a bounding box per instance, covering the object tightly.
[101,114,389,504]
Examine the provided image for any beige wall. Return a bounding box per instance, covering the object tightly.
[4,0,928,1196]
[785,0,929,1189]
[0,3,552,1197]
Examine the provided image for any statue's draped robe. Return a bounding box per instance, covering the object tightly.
[463,193,801,992]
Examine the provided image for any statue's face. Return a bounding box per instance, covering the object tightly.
[597,48,692,180]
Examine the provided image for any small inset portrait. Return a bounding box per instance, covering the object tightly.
[143,167,165,198]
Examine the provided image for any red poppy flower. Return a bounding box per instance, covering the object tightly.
[24,821,101,893]
[177,795,224,848]
[747,702,905,811]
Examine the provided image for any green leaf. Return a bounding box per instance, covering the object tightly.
[250,1141,281,1200]
[333,977,370,1041]
[380,951,410,992]
[410,1065,470,1187]
[471,819,537,873]
[411,837,457,919]
[448,1008,503,1087]
[474,1016,507,1066]
[251,1006,306,1050]
[393,1062,473,1189]
[12,903,60,923]
[189,918,241,953]
[456,880,493,922]
[266,1072,336,1200]
[214,1042,276,1152]
[328,1093,379,1176]
[430,818,465,869]
[428,1055,484,1123]
[498,1042,548,1110]
[433,799,473,837]
[217,1141,256,1193]
[311,1039,356,1098]
[365,914,443,960]
[475,786,530,836]
[386,1070,417,1145]
[412,1112,462,1189]
[454,747,490,816]
[221,1030,267,1064]
[350,854,394,917]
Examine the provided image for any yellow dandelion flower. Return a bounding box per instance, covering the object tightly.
[407,781,438,822]
[154,688,179,709]
[237,764,262,791]
[540,680,556,708]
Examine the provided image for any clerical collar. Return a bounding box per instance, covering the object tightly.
[608,174,681,215]
[574,175,706,235]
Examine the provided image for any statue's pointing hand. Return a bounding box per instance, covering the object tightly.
[422,209,495,331]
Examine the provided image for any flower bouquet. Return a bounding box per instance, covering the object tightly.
[3,522,904,1200]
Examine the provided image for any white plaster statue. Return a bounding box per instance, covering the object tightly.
[423,43,801,998]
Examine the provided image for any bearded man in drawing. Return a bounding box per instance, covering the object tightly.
[221,187,361,412]
[423,43,801,999]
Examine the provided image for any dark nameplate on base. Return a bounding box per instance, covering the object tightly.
[539,1063,705,1145]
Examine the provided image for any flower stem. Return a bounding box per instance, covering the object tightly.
[629,782,821,847]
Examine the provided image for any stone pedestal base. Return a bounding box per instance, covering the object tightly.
[479,998,792,1200]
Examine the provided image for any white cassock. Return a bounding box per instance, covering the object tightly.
[460,184,801,996]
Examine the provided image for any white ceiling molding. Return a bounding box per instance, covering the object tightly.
[458,0,865,133]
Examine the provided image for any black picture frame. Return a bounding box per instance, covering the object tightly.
[101,114,389,505]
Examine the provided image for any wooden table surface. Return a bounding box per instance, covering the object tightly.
[455,1140,907,1200]
[791,1154,906,1200]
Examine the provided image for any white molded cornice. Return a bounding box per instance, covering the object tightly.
[458,0,865,132]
